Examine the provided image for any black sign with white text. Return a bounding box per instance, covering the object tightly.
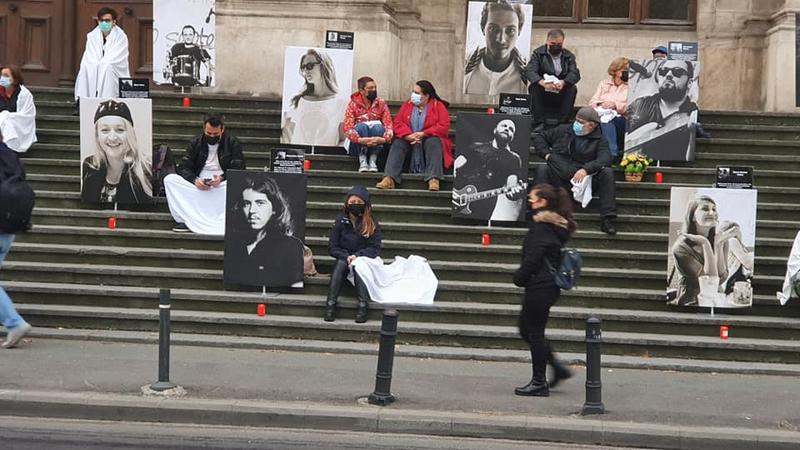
[716,166,753,189]
[498,93,531,115]
[271,148,305,174]
[325,31,354,50]
[668,41,698,62]
[118,78,150,98]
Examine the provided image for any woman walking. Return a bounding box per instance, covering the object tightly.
[513,184,575,396]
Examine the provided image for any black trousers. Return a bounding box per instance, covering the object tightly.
[534,164,617,219]
[383,137,444,183]
[518,285,560,380]
[530,83,578,127]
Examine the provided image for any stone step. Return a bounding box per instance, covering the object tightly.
[700,123,800,141]
[14,303,800,364]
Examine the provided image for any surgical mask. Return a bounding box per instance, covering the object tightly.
[0,76,11,88]
[205,135,221,145]
[99,21,113,33]
[548,44,562,56]
[621,70,629,82]
[346,203,366,216]
[410,92,422,105]
[573,121,587,136]
[366,91,377,102]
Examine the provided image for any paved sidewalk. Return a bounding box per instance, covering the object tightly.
[1,337,799,448]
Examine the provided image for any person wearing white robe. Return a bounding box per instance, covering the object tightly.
[0,65,37,153]
[777,230,800,305]
[74,7,130,101]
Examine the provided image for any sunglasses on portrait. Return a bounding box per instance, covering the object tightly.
[300,62,321,71]
[657,66,688,78]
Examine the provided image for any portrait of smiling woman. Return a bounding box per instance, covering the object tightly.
[223,173,306,288]
[80,99,152,204]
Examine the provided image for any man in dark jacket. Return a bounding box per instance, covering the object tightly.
[532,107,618,234]
[164,113,246,234]
[524,29,580,130]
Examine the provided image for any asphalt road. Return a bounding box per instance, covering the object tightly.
[2,416,643,450]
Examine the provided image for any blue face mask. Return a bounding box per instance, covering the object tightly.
[410,92,422,106]
[99,21,113,33]
[573,121,586,136]
[0,76,11,88]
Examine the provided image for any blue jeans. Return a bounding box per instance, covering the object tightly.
[348,122,385,157]
[0,234,25,330]
[600,116,626,158]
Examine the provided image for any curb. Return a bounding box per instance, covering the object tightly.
[0,390,796,449]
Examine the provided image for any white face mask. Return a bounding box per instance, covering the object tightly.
[0,76,12,88]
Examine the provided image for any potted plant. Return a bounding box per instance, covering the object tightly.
[620,153,653,182]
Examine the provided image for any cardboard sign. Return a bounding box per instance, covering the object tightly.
[271,148,305,174]
[498,93,531,115]
[118,78,150,98]
[668,41,698,62]
[716,166,753,189]
[325,30,354,50]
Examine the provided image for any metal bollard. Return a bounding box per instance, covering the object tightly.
[368,309,398,406]
[581,316,605,415]
[150,288,176,391]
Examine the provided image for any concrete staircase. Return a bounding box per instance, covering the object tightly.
[3,87,800,373]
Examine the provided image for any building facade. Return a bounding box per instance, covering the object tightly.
[1,0,797,111]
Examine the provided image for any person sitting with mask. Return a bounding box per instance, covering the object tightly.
[524,29,580,130]
[164,113,246,235]
[0,65,37,153]
[342,76,393,172]
[589,57,629,161]
[532,107,617,235]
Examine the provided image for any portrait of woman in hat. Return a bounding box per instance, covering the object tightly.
[81,99,152,203]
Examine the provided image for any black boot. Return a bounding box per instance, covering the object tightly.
[548,351,573,389]
[354,271,370,323]
[324,260,348,322]
[514,378,549,397]
[515,345,549,397]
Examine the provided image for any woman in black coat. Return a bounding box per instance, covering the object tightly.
[513,184,576,397]
[325,185,382,323]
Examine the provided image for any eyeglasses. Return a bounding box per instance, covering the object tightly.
[657,66,688,78]
[300,62,321,72]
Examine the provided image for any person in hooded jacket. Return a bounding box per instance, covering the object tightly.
[513,183,576,397]
[325,186,382,323]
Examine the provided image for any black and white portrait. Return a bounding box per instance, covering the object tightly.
[79,98,153,204]
[452,113,530,221]
[625,59,700,161]
[223,170,307,288]
[281,46,353,147]
[153,0,216,87]
[667,187,757,309]
[463,1,532,96]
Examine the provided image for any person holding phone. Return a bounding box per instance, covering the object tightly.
[164,113,246,235]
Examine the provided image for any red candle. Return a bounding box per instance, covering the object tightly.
[303,159,311,171]
[720,325,729,340]
[182,97,191,108]
[107,217,117,230]
[257,303,266,317]
[655,172,664,184]
[487,107,495,114]
[482,233,491,246]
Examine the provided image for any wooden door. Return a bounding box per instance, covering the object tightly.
[76,1,153,77]
[0,0,66,86]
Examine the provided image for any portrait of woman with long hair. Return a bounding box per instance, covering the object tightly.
[81,99,152,203]
[281,48,350,146]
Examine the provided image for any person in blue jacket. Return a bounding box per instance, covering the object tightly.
[325,186,382,323]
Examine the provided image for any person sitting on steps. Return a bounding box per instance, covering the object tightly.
[376,80,453,192]
[342,76,393,173]
[325,186,382,323]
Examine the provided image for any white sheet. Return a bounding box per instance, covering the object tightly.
[74,26,130,100]
[571,174,593,208]
[777,230,800,305]
[0,85,37,153]
[350,255,438,305]
[163,174,226,236]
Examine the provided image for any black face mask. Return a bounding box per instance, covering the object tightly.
[205,135,221,145]
[621,70,629,82]
[548,44,562,56]
[346,203,366,217]
[366,91,377,102]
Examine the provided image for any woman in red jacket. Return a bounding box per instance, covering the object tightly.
[375,80,453,191]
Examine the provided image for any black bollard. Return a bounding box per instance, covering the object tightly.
[581,316,605,415]
[150,288,176,391]
[368,309,398,406]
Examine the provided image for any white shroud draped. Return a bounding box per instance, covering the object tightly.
[0,85,37,153]
[74,26,131,100]
[350,255,438,305]
[163,174,226,236]
[777,230,800,305]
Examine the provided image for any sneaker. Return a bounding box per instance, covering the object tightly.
[368,161,378,172]
[600,217,617,235]
[172,223,191,233]
[358,163,369,173]
[2,322,32,349]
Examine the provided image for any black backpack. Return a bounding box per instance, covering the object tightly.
[151,143,177,198]
[545,248,583,290]
[0,147,35,233]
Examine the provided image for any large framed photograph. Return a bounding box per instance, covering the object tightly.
[452,112,530,222]
[667,187,757,309]
[625,59,700,161]
[280,46,353,147]
[463,1,532,96]
[153,0,216,87]
[223,170,307,288]
[79,98,153,204]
